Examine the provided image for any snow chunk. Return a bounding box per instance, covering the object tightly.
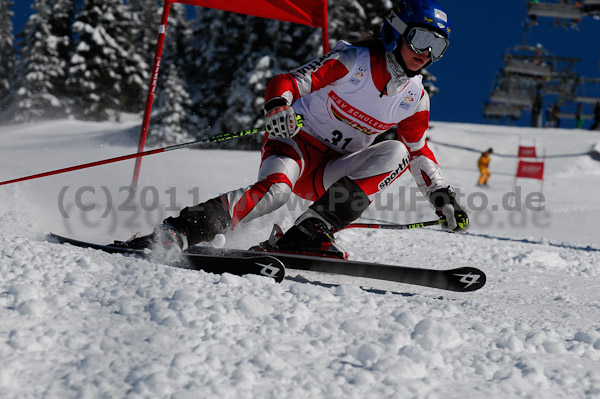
[411,318,463,350]
[218,273,245,286]
[573,331,595,344]
[356,343,381,367]
[341,317,378,334]
[16,299,45,316]
[335,284,363,297]
[394,311,419,329]
[516,250,568,269]
[496,333,525,352]
[236,295,273,317]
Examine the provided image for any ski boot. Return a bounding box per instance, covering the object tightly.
[112,196,232,253]
[251,176,371,259]
[253,209,349,259]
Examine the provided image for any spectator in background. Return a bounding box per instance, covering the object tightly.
[531,95,542,127]
[575,103,585,129]
[477,148,493,187]
[552,104,561,128]
[591,101,600,131]
[545,104,555,127]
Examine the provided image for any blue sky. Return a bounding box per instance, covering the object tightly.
[9,1,600,128]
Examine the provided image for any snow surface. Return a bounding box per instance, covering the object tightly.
[1,116,600,398]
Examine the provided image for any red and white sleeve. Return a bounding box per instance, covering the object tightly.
[264,44,355,109]
[397,90,447,200]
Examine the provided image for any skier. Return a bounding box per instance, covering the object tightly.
[477,148,493,186]
[115,0,470,257]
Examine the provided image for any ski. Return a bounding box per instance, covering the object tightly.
[186,247,486,292]
[47,233,285,283]
[47,234,485,291]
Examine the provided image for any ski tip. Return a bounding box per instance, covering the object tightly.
[249,255,286,283]
[450,267,486,292]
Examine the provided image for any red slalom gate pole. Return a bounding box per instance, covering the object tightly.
[131,0,173,187]
[0,127,263,187]
[0,149,168,187]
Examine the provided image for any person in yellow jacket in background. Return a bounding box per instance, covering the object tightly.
[477,148,493,186]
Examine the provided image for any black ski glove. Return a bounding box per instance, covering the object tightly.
[429,186,470,234]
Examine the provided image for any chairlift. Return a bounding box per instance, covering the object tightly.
[483,103,523,119]
[572,77,600,104]
[527,1,583,19]
[556,111,594,120]
[501,44,554,78]
[583,0,600,11]
[490,90,534,106]
[574,96,600,104]
[503,57,553,78]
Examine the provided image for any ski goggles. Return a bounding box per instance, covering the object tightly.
[403,27,449,61]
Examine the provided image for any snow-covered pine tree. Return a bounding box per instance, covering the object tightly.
[67,0,121,120]
[185,10,318,148]
[357,0,392,35]
[160,3,190,71]
[128,0,162,68]
[48,0,75,109]
[13,0,66,122]
[67,0,147,120]
[326,0,390,46]
[148,66,195,146]
[185,9,251,136]
[218,17,318,149]
[0,0,15,116]
[110,0,149,114]
[327,0,369,44]
[49,0,74,63]
[148,3,197,146]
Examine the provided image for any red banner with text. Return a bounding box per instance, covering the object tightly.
[515,160,545,180]
[518,146,537,158]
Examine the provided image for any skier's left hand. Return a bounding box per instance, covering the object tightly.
[429,186,470,234]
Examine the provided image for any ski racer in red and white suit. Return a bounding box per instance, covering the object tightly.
[116,0,469,255]
[224,40,447,224]
[193,39,468,255]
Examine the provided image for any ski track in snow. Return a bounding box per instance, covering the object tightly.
[1,118,600,398]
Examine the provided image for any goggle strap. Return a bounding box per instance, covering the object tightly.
[384,9,408,36]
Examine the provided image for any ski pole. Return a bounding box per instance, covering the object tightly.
[344,219,443,231]
[0,126,263,187]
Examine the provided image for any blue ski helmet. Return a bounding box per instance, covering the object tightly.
[381,0,451,61]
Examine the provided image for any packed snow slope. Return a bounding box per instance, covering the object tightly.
[1,116,600,399]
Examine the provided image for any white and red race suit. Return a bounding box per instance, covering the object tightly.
[222,41,447,227]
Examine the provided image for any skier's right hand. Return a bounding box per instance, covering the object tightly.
[429,186,470,234]
[265,98,302,139]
